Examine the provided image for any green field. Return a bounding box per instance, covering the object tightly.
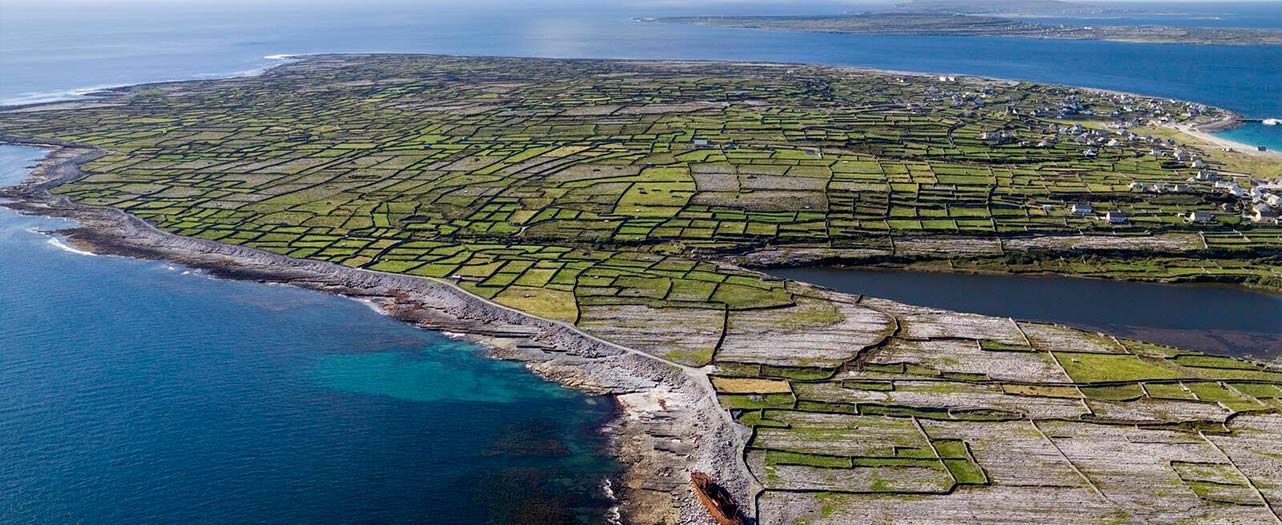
[3,55,1281,523]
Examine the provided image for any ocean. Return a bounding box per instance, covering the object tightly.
[0,145,621,523]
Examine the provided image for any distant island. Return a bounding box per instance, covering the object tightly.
[894,0,1138,17]
[647,12,1282,46]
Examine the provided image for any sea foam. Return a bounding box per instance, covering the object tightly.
[46,237,95,256]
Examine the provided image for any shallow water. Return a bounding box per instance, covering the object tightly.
[1215,121,1282,153]
[770,267,1282,362]
[0,145,621,524]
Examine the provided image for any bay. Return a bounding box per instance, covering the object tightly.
[1214,121,1282,153]
[770,267,1282,362]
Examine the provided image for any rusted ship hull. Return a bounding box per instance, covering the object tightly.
[691,471,744,525]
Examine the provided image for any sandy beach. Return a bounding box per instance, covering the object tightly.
[1178,122,1282,161]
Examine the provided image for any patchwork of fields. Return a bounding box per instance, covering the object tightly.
[3,55,1280,522]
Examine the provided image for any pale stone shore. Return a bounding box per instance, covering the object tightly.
[3,55,1279,521]
[0,142,754,525]
[7,140,1282,524]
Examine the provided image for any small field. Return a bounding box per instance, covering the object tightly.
[3,55,1280,523]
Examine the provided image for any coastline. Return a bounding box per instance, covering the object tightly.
[644,17,1282,46]
[1178,121,1282,160]
[730,235,1282,296]
[0,141,759,524]
[0,55,300,109]
[760,255,1282,296]
[3,53,1279,523]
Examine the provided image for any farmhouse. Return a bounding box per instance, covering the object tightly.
[1192,170,1217,182]
[1103,211,1128,224]
[1185,211,1213,223]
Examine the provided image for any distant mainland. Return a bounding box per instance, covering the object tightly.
[648,0,1282,46]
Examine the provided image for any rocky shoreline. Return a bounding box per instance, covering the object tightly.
[0,141,756,525]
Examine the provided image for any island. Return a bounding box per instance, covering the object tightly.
[892,0,1138,16]
[2,55,1280,524]
[647,13,1282,46]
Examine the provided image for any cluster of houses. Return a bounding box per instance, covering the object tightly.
[926,82,1025,112]
[1040,91,1212,125]
[1213,179,1248,198]
[1129,181,1188,193]
[1114,95,1209,126]
[977,130,1018,144]
[1248,181,1282,224]
[919,81,1208,127]
[1173,175,1282,224]
[1065,179,1281,226]
[1198,176,1281,224]
[979,107,1186,153]
[1063,201,1244,226]
[1041,123,1144,151]
[1065,202,1128,224]
[1123,168,1282,225]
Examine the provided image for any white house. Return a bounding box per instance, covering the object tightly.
[1185,211,1213,223]
[1192,171,1217,182]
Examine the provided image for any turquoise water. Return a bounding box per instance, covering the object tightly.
[1215,122,1282,153]
[0,145,621,523]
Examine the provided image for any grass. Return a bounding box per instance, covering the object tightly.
[6,54,1282,518]
[767,451,853,468]
[1054,352,1184,383]
[719,393,795,409]
[712,376,793,394]
[493,286,578,322]
[1080,384,1146,401]
[944,459,987,485]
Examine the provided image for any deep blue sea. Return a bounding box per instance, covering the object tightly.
[1,2,1280,522]
[0,145,621,523]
